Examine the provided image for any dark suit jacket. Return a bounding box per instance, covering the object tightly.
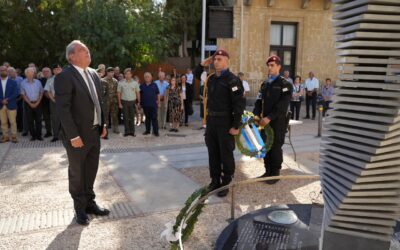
[0,78,19,110]
[54,65,104,144]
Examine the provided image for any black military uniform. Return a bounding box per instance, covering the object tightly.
[253,56,293,183]
[194,50,245,196]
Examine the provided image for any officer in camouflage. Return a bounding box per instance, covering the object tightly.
[194,49,245,197]
[101,67,120,137]
[254,55,293,184]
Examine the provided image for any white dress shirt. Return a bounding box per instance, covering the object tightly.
[1,77,7,97]
[186,73,194,85]
[72,65,99,125]
[242,80,250,92]
[304,77,319,91]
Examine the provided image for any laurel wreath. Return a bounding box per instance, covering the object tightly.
[170,186,209,250]
[234,111,274,158]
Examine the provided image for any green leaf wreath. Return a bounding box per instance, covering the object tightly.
[170,186,209,250]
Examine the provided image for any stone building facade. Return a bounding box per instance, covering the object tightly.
[216,0,337,96]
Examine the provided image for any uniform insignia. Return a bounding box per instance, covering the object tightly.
[282,87,289,92]
[232,86,238,92]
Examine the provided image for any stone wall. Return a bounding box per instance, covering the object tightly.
[217,0,337,95]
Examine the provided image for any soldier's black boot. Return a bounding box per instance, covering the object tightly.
[257,168,271,183]
[217,175,232,197]
[208,177,221,192]
[266,168,280,185]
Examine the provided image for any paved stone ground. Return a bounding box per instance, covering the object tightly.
[0,104,325,250]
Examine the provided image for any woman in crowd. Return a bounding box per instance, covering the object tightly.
[290,75,304,120]
[165,76,183,132]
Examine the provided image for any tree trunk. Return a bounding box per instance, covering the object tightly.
[182,30,188,57]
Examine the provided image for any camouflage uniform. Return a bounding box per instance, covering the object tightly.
[101,77,120,133]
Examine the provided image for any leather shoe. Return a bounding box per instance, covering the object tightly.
[208,177,221,192]
[266,169,281,185]
[142,131,150,135]
[75,210,90,225]
[86,204,110,216]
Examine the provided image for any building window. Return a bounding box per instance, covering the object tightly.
[269,23,297,76]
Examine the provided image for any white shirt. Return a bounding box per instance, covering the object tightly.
[304,77,319,91]
[242,80,250,93]
[186,73,194,85]
[1,77,7,97]
[72,65,99,126]
[44,76,55,96]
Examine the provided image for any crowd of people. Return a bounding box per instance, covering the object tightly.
[0,59,333,144]
[283,70,334,121]
[0,61,201,142]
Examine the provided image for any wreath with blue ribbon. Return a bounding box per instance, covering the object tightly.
[235,111,274,158]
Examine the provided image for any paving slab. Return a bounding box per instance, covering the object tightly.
[101,151,219,214]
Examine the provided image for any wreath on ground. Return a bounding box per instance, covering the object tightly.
[161,186,209,250]
[235,111,274,158]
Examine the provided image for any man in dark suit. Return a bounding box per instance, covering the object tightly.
[0,65,19,143]
[55,40,109,226]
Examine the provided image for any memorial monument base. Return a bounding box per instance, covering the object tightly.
[321,230,390,250]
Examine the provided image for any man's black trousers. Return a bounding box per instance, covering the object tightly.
[205,117,235,180]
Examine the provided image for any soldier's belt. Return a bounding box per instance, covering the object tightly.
[207,111,231,117]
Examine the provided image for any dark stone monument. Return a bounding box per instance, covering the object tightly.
[215,204,323,250]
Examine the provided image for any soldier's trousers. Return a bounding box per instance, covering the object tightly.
[104,101,120,133]
[262,120,287,175]
[205,117,235,180]
[122,100,135,135]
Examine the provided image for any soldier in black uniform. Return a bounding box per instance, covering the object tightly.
[194,49,245,197]
[253,55,293,184]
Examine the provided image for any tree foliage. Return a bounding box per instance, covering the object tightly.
[165,0,202,57]
[0,0,177,69]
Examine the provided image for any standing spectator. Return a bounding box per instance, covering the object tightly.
[185,68,194,121]
[2,62,10,68]
[304,71,319,120]
[133,75,144,126]
[114,66,121,80]
[118,68,140,137]
[238,72,250,97]
[290,76,304,120]
[140,72,160,137]
[165,76,183,132]
[322,78,334,117]
[180,74,192,126]
[8,67,24,132]
[171,67,180,78]
[283,70,293,84]
[101,67,120,137]
[0,66,19,143]
[40,67,53,137]
[155,72,169,129]
[96,68,105,78]
[20,67,44,141]
[44,64,62,142]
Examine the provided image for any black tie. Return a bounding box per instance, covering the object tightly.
[84,70,102,125]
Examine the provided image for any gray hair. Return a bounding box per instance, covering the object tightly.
[65,40,85,62]
[144,72,152,78]
[24,67,36,75]
[7,67,16,73]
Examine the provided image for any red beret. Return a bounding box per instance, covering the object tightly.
[213,49,230,59]
[266,55,281,65]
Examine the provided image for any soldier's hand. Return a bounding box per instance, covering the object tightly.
[119,103,123,109]
[201,56,213,67]
[229,127,240,136]
[259,117,271,127]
